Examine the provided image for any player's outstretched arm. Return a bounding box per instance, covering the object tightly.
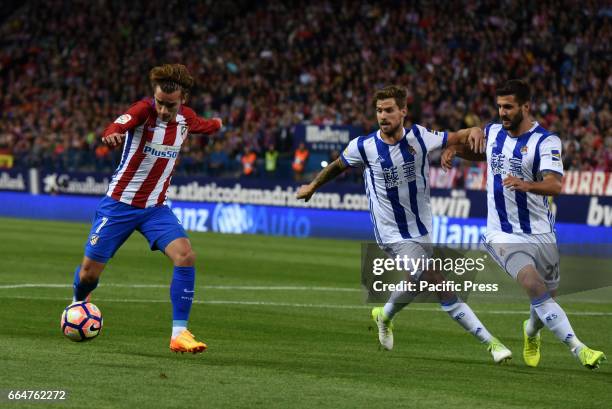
[191,116,222,134]
[296,158,347,202]
[446,127,486,153]
[503,171,562,196]
[102,100,150,148]
[182,104,223,135]
[441,145,486,171]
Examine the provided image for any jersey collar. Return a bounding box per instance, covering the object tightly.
[376,128,408,146]
[506,121,539,139]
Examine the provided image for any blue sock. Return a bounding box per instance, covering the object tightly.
[73,266,98,301]
[170,266,195,327]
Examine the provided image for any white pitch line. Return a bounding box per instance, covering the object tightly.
[1,283,610,304]
[1,295,612,316]
[0,284,72,289]
[0,283,361,292]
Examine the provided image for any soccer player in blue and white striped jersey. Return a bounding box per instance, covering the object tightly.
[443,79,606,369]
[297,85,512,363]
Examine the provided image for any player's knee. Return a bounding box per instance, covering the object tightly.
[517,268,547,297]
[173,248,196,266]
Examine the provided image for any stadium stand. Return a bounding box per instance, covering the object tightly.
[0,0,610,179]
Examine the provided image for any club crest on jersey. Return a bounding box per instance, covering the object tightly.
[180,126,188,137]
[407,144,416,155]
[520,145,528,155]
[90,234,99,246]
[114,114,132,124]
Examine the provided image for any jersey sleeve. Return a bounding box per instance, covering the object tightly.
[484,123,494,139]
[538,135,564,176]
[182,107,221,135]
[416,124,447,152]
[103,100,150,137]
[340,137,363,167]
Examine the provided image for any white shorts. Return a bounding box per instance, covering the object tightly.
[483,230,560,291]
[380,235,433,281]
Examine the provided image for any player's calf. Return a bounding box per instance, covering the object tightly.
[440,295,513,364]
[72,258,105,302]
[164,238,204,353]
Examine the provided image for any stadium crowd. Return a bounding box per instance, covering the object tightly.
[0,0,610,180]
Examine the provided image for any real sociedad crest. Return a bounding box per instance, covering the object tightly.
[90,234,99,246]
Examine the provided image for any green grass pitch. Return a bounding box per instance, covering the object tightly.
[0,217,610,409]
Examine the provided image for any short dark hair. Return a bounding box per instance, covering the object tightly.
[495,79,531,105]
[372,85,407,109]
[149,64,194,95]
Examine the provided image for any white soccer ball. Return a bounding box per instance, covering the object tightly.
[60,302,103,342]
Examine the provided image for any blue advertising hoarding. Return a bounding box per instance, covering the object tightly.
[0,169,29,192]
[8,169,609,228]
[0,192,609,245]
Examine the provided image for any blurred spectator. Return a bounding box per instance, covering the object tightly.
[265,144,279,176]
[94,143,112,172]
[208,141,229,176]
[292,142,309,181]
[0,149,13,168]
[241,146,257,176]
[0,133,13,168]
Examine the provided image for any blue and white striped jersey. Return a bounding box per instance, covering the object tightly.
[485,122,563,235]
[340,125,447,244]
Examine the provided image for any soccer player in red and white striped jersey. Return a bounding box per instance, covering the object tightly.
[71,64,221,353]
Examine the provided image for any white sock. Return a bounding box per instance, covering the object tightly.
[525,304,545,337]
[441,298,493,344]
[382,287,418,320]
[532,296,583,350]
[172,326,187,338]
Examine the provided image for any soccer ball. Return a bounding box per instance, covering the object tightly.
[61,302,103,342]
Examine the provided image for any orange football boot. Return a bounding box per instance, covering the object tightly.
[170,329,207,354]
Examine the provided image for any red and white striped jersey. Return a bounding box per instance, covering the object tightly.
[104,98,220,208]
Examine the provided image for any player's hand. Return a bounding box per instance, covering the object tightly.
[212,117,223,129]
[102,133,125,148]
[468,127,485,153]
[441,147,457,171]
[296,184,315,202]
[503,175,531,192]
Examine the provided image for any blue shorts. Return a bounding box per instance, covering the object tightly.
[84,196,188,263]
